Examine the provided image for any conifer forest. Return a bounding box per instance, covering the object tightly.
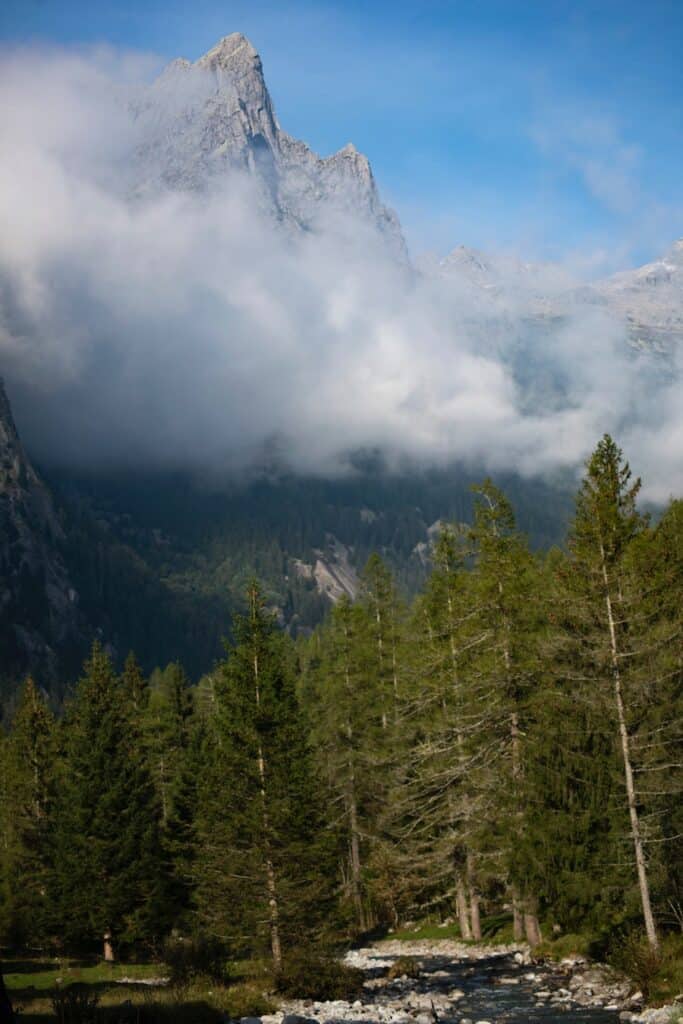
[1,436,681,993]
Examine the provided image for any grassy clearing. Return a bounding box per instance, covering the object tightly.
[388,922,462,941]
[4,955,275,1023]
[5,958,164,992]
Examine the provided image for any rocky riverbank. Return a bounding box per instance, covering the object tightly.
[257,940,680,1024]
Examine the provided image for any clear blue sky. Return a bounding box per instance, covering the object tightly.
[2,0,681,271]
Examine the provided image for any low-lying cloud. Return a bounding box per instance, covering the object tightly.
[0,47,680,502]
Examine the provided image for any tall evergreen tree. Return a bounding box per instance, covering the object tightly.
[302,595,388,931]
[565,436,669,951]
[358,555,405,730]
[194,584,333,966]
[470,479,543,944]
[391,525,489,937]
[53,643,165,958]
[0,678,55,945]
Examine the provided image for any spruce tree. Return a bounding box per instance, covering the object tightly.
[53,643,164,957]
[470,479,543,944]
[0,678,55,945]
[566,436,666,951]
[194,584,333,965]
[392,525,489,937]
[302,595,386,931]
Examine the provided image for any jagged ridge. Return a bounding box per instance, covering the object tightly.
[133,33,405,254]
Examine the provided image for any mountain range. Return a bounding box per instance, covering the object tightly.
[130,32,682,353]
[0,32,680,697]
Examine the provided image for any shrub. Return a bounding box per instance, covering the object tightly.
[162,934,229,985]
[609,931,662,998]
[52,984,101,1024]
[275,950,364,1001]
[387,957,421,980]
[222,981,276,1019]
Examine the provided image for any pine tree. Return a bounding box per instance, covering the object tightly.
[194,584,333,966]
[144,662,193,827]
[53,643,164,958]
[358,555,405,729]
[390,525,489,937]
[0,678,55,945]
[565,436,669,951]
[470,479,543,944]
[302,595,386,931]
[517,547,626,935]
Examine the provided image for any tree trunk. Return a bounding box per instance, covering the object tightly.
[264,849,282,968]
[511,886,525,941]
[251,615,283,970]
[159,755,168,826]
[523,897,542,946]
[467,853,482,941]
[343,619,366,932]
[375,602,389,730]
[347,781,365,931]
[0,964,14,1024]
[600,546,659,953]
[456,875,472,940]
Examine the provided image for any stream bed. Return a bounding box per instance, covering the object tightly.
[272,941,644,1024]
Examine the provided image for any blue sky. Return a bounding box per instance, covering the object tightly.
[2,0,682,271]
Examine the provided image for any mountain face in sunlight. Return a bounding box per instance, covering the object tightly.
[132,33,405,254]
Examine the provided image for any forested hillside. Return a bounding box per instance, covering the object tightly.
[51,464,573,673]
[2,437,680,972]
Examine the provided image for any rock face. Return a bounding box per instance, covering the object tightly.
[133,33,405,254]
[0,379,81,682]
[593,238,683,352]
[439,240,683,356]
[292,534,360,603]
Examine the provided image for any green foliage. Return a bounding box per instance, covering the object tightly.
[1,438,680,992]
[220,981,276,1019]
[274,950,364,1000]
[162,935,229,985]
[53,644,168,953]
[193,584,335,961]
[607,933,683,1004]
[0,677,55,945]
[609,931,663,998]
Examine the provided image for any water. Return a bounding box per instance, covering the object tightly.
[345,948,623,1024]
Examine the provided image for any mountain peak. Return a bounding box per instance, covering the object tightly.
[136,33,405,256]
[196,33,260,72]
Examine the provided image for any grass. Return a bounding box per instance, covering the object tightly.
[4,955,275,1023]
[646,934,683,1006]
[537,930,683,1006]
[5,958,164,993]
[535,933,595,959]
[387,912,515,945]
[389,922,463,941]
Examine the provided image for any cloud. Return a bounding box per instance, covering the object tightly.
[529,107,643,216]
[0,46,681,502]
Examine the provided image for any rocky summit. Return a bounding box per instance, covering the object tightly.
[133,33,405,254]
[130,32,683,352]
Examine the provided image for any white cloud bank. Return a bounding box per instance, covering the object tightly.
[0,48,680,502]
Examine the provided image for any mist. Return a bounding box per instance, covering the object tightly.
[0,47,680,502]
